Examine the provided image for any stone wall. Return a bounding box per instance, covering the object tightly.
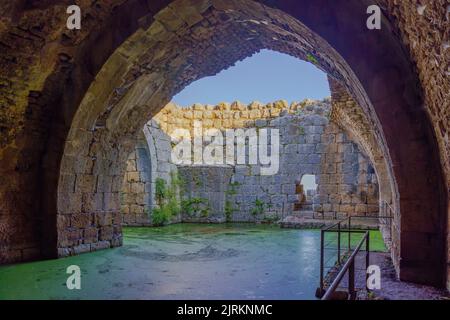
[225,107,379,222]
[121,136,152,226]
[314,123,379,218]
[380,0,449,193]
[0,0,446,288]
[133,99,379,222]
[378,0,450,290]
[121,120,177,226]
[178,165,234,222]
[329,78,398,257]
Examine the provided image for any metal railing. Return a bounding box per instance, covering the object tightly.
[321,230,370,300]
[317,213,393,300]
[319,217,347,292]
[318,216,362,295]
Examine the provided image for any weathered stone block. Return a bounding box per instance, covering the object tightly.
[126,159,137,172]
[130,182,145,194]
[97,175,113,193]
[340,204,355,213]
[59,229,83,247]
[83,227,98,244]
[111,175,123,193]
[75,174,97,193]
[91,241,111,251]
[281,184,295,194]
[57,215,71,230]
[103,193,120,211]
[355,204,368,214]
[130,204,144,214]
[95,212,113,227]
[73,244,91,255]
[112,212,122,224]
[59,174,76,193]
[99,226,114,241]
[81,192,103,213]
[127,171,140,182]
[57,192,82,214]
[71,213,92,228]
[123,213,136,225]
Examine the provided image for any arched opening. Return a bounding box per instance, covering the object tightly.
[0,0,447,292]
[300,175,318,193]
[299,174,317,209]
[120,131,153,226]
[51,2,443,288]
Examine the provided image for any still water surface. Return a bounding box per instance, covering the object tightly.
[0,224,383,300]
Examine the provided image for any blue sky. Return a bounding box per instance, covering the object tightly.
[172,49,330,106]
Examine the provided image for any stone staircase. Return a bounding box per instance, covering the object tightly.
[293,201,315,219]
[291,210,315,219]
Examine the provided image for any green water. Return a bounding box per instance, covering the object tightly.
[0,224,386,300]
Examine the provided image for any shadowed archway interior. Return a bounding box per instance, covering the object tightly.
[0,0,447,289]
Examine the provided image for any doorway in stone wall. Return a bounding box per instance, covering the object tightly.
[294,174,318,215]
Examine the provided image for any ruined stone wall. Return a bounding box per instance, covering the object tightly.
[0,0,446,288]
[380,0,449,189]
[378,0,450,291]
[148,100,379,222]
[314,123,379,218]
[121,136,152,226]
[178,165,234,222]
[121,120,178,226]
[329,78,398,258]
[228,107,378,222]
[153,100,299,133]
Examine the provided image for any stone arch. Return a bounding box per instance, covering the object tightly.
[120,120,178,225]
[328,78,398,250]
[0,0,447,288]
[143,125,158,212]
[329,78,395,207]
[120,131,153,226]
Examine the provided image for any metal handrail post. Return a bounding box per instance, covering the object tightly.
[322,231,369,300]
[320,229,324,291]
[365,231,370,291]
[348,216,351,251]
[389,206,393,242]
[337,221,341,264]
[348,260,355,300]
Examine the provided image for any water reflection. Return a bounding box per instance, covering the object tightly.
[0,224,327,300]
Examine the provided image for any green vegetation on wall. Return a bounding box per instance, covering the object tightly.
[181,197,211,218]
[225,182,241,222]
[192,173,203,187]
[251,199,271,218]
[151,172,183,226]
[306,53,319,65]
[262,214,280,224]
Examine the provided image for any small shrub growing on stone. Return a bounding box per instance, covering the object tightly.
[251,199,269,218]
[225,200,235,222]
[262,214,280,224]
[181,197,210,218]
[151,172,183,226]
[224,182,241,222]
[306,53,319,65]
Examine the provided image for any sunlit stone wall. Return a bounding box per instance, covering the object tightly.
[123,100,379,223]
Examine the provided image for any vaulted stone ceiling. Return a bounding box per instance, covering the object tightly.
[0,0,448,289]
